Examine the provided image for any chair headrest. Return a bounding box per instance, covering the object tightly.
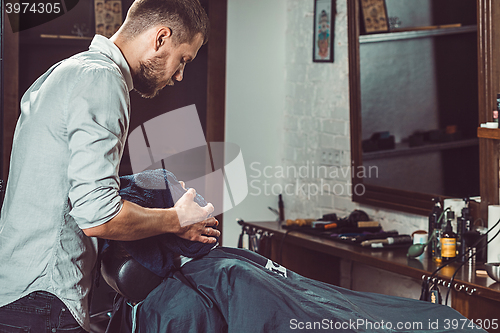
[100,243,163,303]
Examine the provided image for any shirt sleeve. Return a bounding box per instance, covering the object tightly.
[66,65,130,229]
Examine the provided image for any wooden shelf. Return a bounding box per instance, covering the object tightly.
[477,127,500,140]
[19,34,93,47]
[360,25,477,44]
[40,34,92,40]
[363,138,478,161]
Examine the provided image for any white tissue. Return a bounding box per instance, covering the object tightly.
[443,198,466,232]
[488,205,500,263]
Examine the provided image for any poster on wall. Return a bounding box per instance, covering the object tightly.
[360,0,389,33]
[95,0,123,37]
[313,0,336,63]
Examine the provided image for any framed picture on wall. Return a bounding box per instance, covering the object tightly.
[313,0,336,63]
[95,0,123,37]
[360,0,389,34]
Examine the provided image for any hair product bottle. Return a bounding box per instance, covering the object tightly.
[429,198,442,259]
[441,211,457,262]
[457,199,471,263]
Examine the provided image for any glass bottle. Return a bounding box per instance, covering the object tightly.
[428,198,442,259]
[441,211,457,262]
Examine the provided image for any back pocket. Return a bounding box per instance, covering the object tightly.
[0,323,30,333]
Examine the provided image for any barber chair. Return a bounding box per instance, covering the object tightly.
[91,243,163,333]
[100,243,162,303]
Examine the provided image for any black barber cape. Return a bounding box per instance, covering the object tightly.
[137,247,485,333]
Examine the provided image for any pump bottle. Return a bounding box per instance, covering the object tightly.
[429,198,442,259]
[457,199,471,262]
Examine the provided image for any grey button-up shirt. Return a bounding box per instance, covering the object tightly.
[0,35,133,331]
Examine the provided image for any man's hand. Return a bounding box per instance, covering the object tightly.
[175,217,220,244]
[83,183,215,241]
[174,187,214,227]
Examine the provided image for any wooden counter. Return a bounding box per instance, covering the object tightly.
[242,221,500,331]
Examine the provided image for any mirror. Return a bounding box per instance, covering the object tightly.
[348,0,480,215]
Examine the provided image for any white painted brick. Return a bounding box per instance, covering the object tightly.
[287,63,308,83]
[316,84,344,102]
[306,148,319,162]
[291,98,307,116]
[317,165,346,182]
[284,130,306,148]
[301,83,316,102]
[295,46,312,65]
[319,178,349,195]
[315,117,323,130]
[332,106,350,121]
[314,166,336,180]
[334,136,350,151]
[322,119,346,135]
[294,147,307,162]
[311,106,330,119]
[318,194,335,208]
[335,196,357,212]
[284,97,294,115]
[340,151,351,166]
[320,133,336,148]
[306,132,319,150]
[310,208,322,219]
[307,64,330,82]
[285,82,296,99]
[284,115,299,130]
[332,167,351,183]
[299,117,315,132]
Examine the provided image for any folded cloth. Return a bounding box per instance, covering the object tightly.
[110,169,217,278]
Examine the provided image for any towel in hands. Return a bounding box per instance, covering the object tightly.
[112,169,217,278]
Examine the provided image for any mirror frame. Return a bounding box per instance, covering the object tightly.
[347,0,489,216]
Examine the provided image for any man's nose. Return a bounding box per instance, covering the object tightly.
[174,64,185,81]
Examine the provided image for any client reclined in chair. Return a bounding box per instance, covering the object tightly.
[101,169,485,333]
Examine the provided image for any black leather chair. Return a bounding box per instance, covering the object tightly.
[100,243,162,303]
[93,243,163,332]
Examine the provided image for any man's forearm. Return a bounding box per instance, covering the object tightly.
[82,200,180,240]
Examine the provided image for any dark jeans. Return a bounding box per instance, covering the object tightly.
[0,291,86,333]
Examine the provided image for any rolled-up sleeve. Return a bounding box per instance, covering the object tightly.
[66,66,130,229]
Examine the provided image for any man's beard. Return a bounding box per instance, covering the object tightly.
[132,56,174,99]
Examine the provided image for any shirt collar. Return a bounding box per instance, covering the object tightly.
[89,35,134,92]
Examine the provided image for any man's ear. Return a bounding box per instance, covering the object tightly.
[155,27,173,51]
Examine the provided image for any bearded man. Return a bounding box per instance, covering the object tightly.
[0,1,219,332]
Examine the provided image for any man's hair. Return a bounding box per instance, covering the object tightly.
[121,0,209,45]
